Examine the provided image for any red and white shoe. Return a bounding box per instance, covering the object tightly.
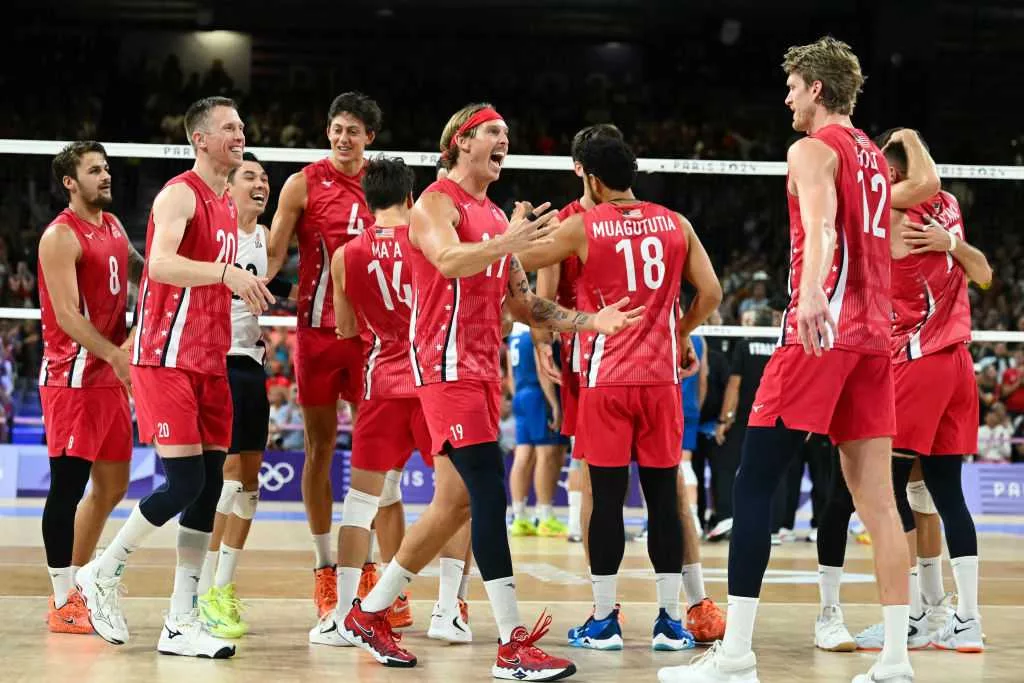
[493,611,577,681]
[341,598,416,668]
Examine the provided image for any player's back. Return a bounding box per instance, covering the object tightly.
[781,124,892,355]
[891,191,972,361]
[409,178,510,386]
[508,323,540,391]
[132,170,237,375]
[344,224,416,399]
[576,201,687,386]
[296,158,374,329]
[39,208,128,388]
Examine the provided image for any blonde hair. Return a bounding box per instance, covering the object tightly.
[439,102,494,169]
[782,36,865,115]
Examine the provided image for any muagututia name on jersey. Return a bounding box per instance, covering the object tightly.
[591,215,678,238]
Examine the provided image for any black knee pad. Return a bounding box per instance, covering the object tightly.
[892,457,916,533]
[42,455,93,567]
[449,442,513,581]
[139,454,206,527]
[180,451,227,533]
[638,466,682,574]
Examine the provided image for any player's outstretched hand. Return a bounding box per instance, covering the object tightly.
[903,218,954,254]
[499,202,558,253]
[593,297,645,335]
[796,287,837,356]
[224,266,275,315]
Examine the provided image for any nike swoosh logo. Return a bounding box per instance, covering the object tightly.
[452,617,466,633]
[321,621,338,634]
[63,616,77,624]
[354,619,374,639]
[908,625,919,636]
[953,626,972,635]
[499,656,521,666]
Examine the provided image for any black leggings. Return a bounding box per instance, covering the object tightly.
[41,455,92,568]
[449,441,514,581]
[816,448,855,568]
[920,456,977,558]
[589,464,682,576]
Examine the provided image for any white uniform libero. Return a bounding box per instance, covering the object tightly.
[229,225,269,363]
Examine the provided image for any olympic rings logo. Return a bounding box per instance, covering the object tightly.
[258,462,295,492]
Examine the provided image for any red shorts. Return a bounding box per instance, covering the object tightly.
[894,344,978,456]
[576,384,682,469]
[352,397,434,471]
[417,380,501,454]
[40,386,133,462]
[295,327,365,406]
[132,366,232,448]
[560,362,580,438]
[748,346,895,444]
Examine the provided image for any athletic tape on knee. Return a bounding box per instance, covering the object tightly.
[233,489,259,520]
[680,460,698,487]
[379,471,403,507]
[907,480,937,515]
[216,480,243,515]
[341,488,380,530]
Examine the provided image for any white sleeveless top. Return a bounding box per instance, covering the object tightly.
[228,224,269,364]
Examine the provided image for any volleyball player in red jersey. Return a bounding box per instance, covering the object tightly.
[310,157,474,647]
[267,92,380,616]
[342,103,641,679]
[517,136,721,652]
[78,97,273,658]
[660,38,914,683]
[37,141,144,634]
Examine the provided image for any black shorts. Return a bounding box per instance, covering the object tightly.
[227,354,270,453]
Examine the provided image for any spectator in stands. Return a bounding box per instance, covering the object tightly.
[8,261,35,307]
[266,359,291,392]
[737,272,770,316]
[273,384,304,450]
[1000,347,1024,418]
[977,403,1013,463]
[977,365,1000,418]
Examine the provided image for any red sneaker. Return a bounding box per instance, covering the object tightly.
[313,566,338,618]
[342,598,416,667]
[686,597,726,643]
[493,611,576,681]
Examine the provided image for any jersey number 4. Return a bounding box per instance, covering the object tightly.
[615,236,666,291]
[369,259,412,311]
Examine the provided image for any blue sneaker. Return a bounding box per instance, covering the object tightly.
[567,607,624,650]
[652,608,695,651]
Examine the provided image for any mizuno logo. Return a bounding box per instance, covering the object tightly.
[322,180,334,188]
[166,626,183,639]
[752,403,765,413]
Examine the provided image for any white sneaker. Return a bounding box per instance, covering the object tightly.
[309,609,353,646]
[427,602,473,644]
[777,528,796,543]
[806,528,818,543]
[76,560,129,645]
[157,610,236,658]
[657,641,759,682]
[815,605,856,652]
[930,612,984,653]
[923,592,955,635]
[854,614,930,651]
[707,518,733,543]
[851,659,914,682]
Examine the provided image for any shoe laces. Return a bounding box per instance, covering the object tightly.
[373,610,408,651]
[510,610,553,658]
[96,576,127,620]
[688,640,724,668]
[220,591,246,619]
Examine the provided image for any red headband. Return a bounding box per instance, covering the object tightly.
[448,107,504,149]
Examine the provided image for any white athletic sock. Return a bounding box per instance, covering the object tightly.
[919,555,944,604]
[48,566,73,607]
[681,562,707,606]
[97,506,158,578]
[512,500,527,523]
[215,544,241,588]
[656,573,682,620]
[879,604,911,667]
[337,566,362,612]
[484,576,522,643]
[951,555,980,620]
[198,550,218,595]
[909,567,923,618]
[458,573,471,601]
[366,531,377,565]
[438,558,465,612]
[722,595,759,658]
[818,564,842,610]
[568,491,583,536]
[591,574,617,620]
[537,503,554,521]
[361,560,415,613]
[70,565,81,582]
[170,526,211,618]
[313,532,333,569]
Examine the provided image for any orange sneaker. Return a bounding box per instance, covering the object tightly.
[357,562,378,600]
[47,590,93,635]
[388,591,414,629]
[458,598,470,624]
[686,597,726,644]
[313,565,338,618]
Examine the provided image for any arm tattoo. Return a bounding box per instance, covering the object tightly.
[127,243,145,286]
[507,255,591,331]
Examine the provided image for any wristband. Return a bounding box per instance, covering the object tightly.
[947,231,957,252]
[221,262,228,283]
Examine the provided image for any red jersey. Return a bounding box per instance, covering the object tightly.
[296,158,373,329]
[576,201,687,387]
[132,170,237,376]
[343,225,416,399]
[780,125,892,355]
[38,208,129,388]
[409,178,510,385]
[891,191,971,362]
[557,199,586,371]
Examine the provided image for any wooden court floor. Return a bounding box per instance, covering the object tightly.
[2,502,1021,682]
